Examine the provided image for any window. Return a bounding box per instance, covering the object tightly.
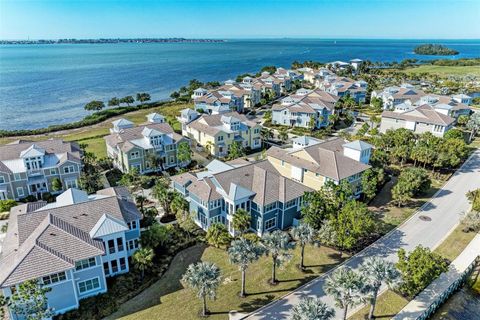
[254,128,260,134]
[119,257,126,271]
[103,262,110,275]
[16,187,24,197]
[42,272,67,285]
[128,239,139,250]
[63,166,75,174]
[65,179,78,188]
[285,199,297,209]
[130,151,140,159]
[281,160,285,166]
[75,257,96,271]
[14,173,21,181]
[49,168,57,175]
[111,260,118,273]
[116,238,124,252]
[218,135,224,142]
[78,278,100,294]
[128,220,137,230]
[108,239,115,254]
[170,156,175,163]
[0,176,4,184]
[265,217,277,231]
[264,202,277,212]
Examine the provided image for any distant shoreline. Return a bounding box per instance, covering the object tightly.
[0,38,225,45]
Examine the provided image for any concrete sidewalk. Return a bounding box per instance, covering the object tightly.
[393,234,480,320]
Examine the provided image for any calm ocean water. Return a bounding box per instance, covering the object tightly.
[1,39,479,130]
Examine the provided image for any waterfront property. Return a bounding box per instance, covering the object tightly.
[179,110,262,157]
[271,88,339,128]
[371,84,426,110]
[380,104,454,137]
[0,139,82,200]
[266,137,372,195]
[171,158,312,236]
[104,113,189,173]
[318,75,368,103]
[192,86,245,114]
[0,187,141,319]
[219,80,261,109]
[372,84,472,120]
[416,94,472,119]
[251,72,282,97]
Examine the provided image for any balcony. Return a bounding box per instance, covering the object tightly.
[27,169,43,177]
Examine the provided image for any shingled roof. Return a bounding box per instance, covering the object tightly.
[0,139,82,174]
[382,104,455,126]
[266,137,371,181]
[104,122,184,152]
[0,187,141,288]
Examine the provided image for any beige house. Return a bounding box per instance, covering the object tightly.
[380,104,454,137]
[0,139,82,200]
[266,137,372,195]
[180,111,262,157]
[104,114,189,173]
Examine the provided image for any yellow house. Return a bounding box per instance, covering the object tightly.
[266,137,372,195]
[181,111,262,157]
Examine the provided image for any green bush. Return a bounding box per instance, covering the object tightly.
[396,245,449,298]
[0,199,16,213]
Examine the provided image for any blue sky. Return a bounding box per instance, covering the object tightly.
[1,0,479,39]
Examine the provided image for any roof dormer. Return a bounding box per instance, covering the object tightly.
[147,113,165,124]
[111,118,134,133]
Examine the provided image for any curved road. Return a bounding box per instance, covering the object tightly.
[244,149,480,320]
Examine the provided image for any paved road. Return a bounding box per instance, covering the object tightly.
[244,149,480,320]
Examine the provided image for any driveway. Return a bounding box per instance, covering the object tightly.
[243,149,480,319]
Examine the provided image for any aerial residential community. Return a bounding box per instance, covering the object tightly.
[1,1,480,320]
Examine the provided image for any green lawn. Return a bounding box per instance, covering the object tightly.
[370,172,448,232]
[402,65,480,77]
[0,103,192,158]
[107,243,347,320]
[434,225,477,262]
[349,290,409,320]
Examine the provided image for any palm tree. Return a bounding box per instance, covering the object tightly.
[206,223,231,248]
[135,194,147,214]
[182,262,221,317]
[291,224,316,270]
[145,151,163,171]
[205,141,214,156]
[290,297,335,320]
[278,127,289,143]
[132,247,155,280]
[261,230,295,284]
[324,267,365,320]
[232,209,251,235]
[360,257,400,320]
[260,127,273,148]
[228,238,264,297]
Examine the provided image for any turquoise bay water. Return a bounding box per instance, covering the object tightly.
[1,39,479,130]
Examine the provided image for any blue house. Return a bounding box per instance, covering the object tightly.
[0,187,141,319]
[171,159,312,236]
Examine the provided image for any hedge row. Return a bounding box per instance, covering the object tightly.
[0,100,172,138]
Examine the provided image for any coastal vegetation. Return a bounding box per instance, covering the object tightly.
[413,44,459,56]
[0,102,191,157]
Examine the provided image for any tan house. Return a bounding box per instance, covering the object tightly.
[266,137,372,195]
[180,111,262,157]
[0,139,82,200]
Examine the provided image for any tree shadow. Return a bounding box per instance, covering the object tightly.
[238,294,276,313]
